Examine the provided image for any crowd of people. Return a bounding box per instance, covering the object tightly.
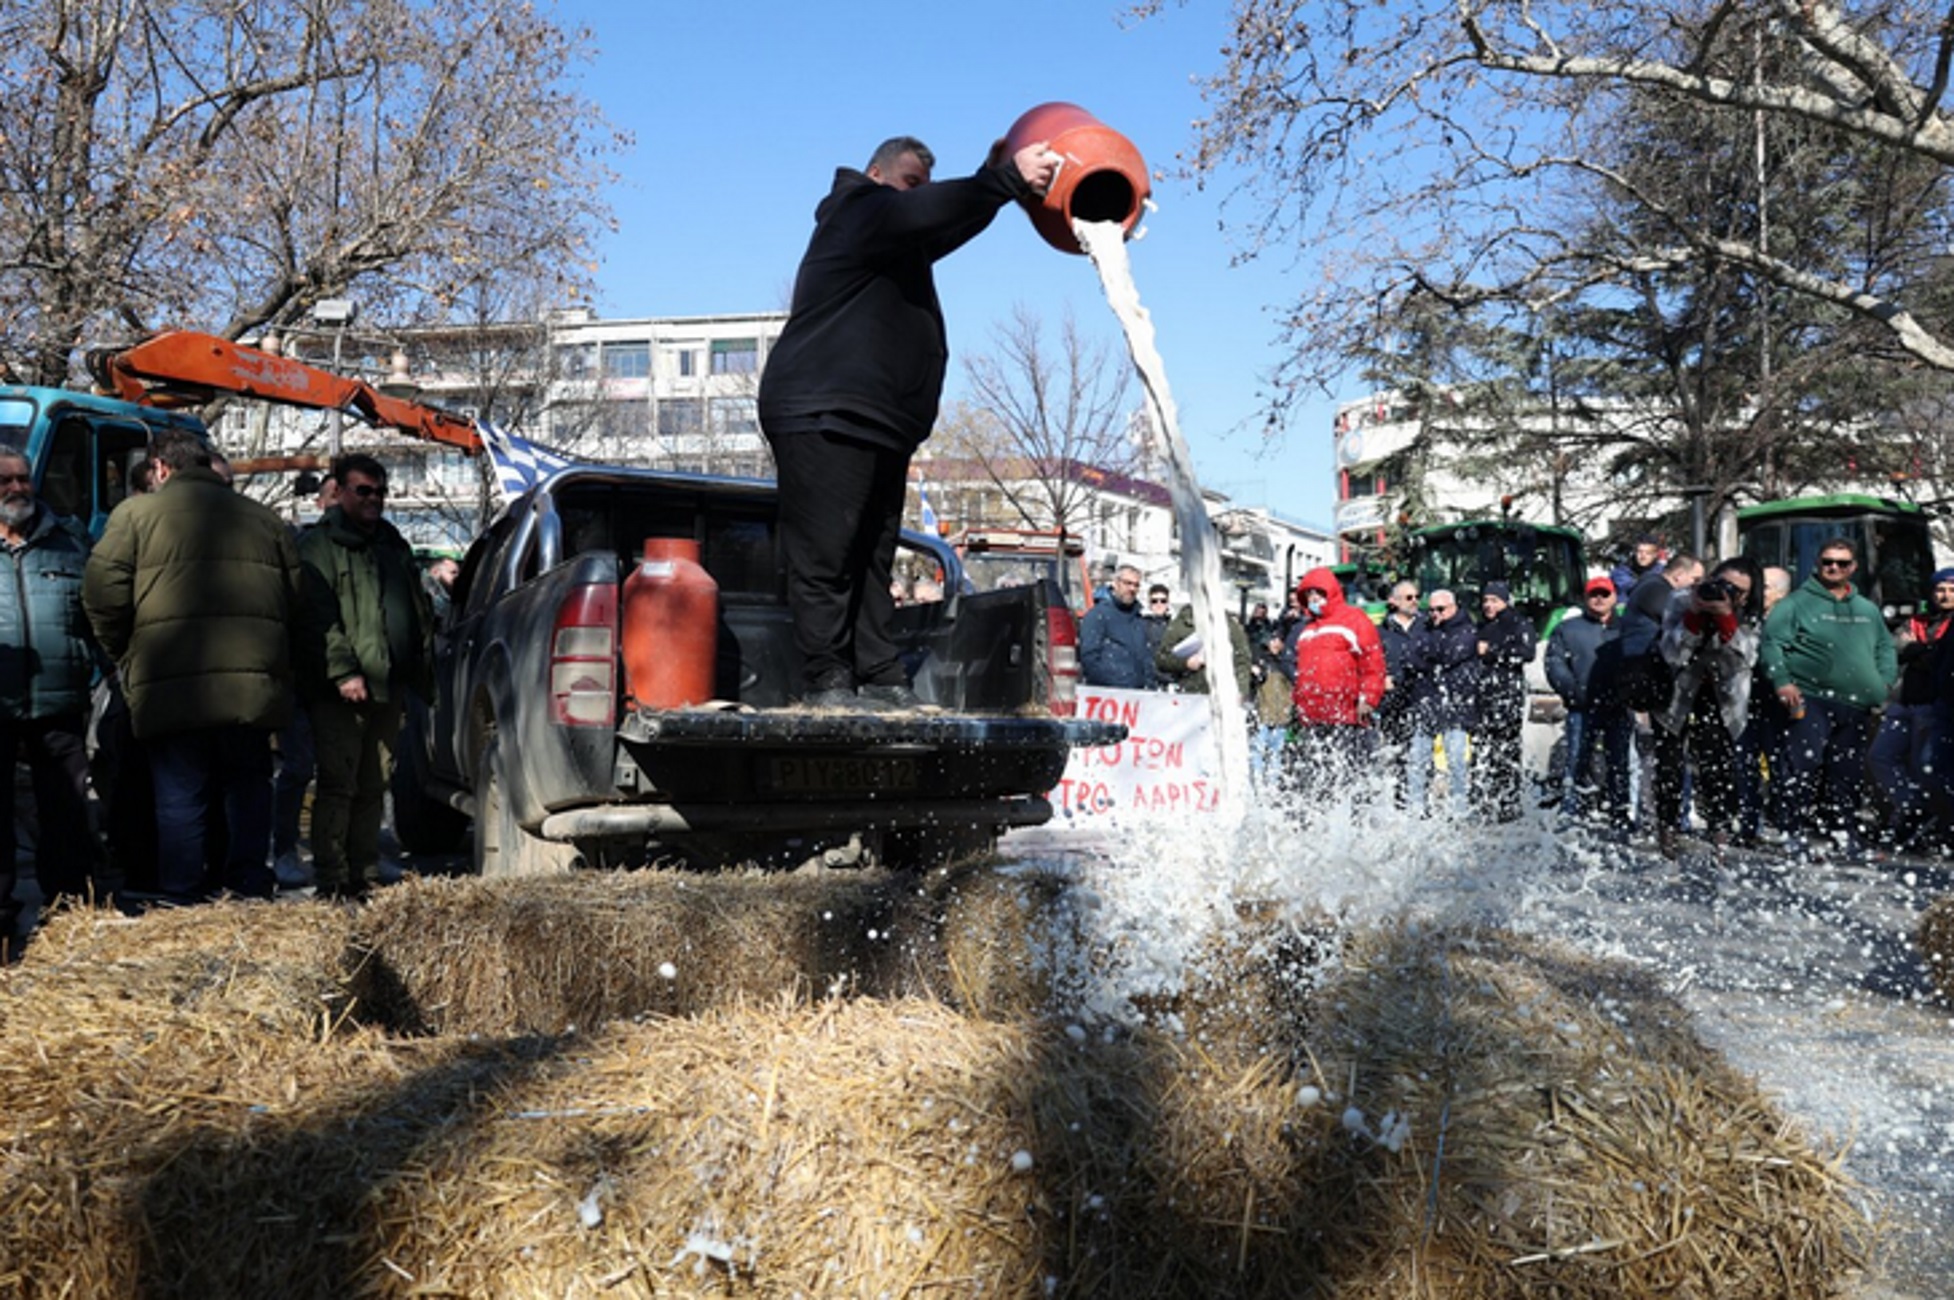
[1080,535,1954,860]
[0,434,454,957]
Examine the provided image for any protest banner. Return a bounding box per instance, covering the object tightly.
[1046,686,1225,824]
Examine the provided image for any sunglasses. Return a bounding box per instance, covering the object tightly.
[0,474,30,486]
[1586,591,1612,599]
[349,483,388,499]
[1818,558,1854,569]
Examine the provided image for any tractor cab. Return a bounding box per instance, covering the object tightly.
[1738,494,1939,622]
[1402,520,1587,635]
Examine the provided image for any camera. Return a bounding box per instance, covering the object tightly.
[1695,577,1736,604]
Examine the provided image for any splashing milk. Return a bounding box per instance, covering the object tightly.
[1074,218,1253,821]
[1046,219,1567,1021]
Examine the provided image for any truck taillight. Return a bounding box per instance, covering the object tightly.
[551,582,617,727]
[1045,605,1079,717]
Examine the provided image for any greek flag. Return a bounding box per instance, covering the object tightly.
[478,419,575,502]
[915,469,941,534]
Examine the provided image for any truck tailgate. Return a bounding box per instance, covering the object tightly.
[621,709,1122,750]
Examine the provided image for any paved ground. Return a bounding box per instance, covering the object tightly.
[1512,832,1954,1298]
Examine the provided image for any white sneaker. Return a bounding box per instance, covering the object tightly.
[273,850,312,889]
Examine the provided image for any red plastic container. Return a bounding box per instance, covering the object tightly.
[621,537,718,710]
[1002,102,1150,255]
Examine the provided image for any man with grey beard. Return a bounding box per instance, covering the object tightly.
[0,450,104,955]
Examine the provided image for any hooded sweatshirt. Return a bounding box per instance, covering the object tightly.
[758,157,1034,452]
[1288,566,1387,726]
[1759,573,1897,709]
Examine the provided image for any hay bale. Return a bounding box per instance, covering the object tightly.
[924,862,1078,1019]
[0,898,357,1039]
[1917,893,1954,1004]
[1287,921,1869,1298]
[0,883,1870,1298]
[349,864,1093,1035]
[349,868,923,1034]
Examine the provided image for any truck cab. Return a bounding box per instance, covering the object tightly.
[950,527,1095,613]
[0,387,207,536]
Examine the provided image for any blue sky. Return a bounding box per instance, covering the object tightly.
[553,0,1340,528]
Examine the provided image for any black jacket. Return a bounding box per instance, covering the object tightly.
[1378,614,1423,721]
[1476,607,1539,727]
[759,159,1033,451]
[1545,610,1618,711]
[1410,613,1481,732]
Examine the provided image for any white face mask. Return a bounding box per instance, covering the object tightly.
[1306,593,1328,616]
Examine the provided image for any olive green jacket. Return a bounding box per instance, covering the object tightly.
[296,508,432,704]
[1153,603,1254,698]
[82,467,304,740]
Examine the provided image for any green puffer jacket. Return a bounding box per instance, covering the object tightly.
[296,508,431,704]
[82,467,304,740]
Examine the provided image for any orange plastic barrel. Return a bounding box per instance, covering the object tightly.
[621,537,718,710]
[1002,102,1150,255]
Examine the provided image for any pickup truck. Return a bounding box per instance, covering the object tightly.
[391,465,1126,873]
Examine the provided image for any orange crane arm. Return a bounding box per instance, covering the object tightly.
[88,330,483,454]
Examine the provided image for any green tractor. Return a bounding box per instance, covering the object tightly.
[1399,519,1589,639]
[1737,494,1940,622]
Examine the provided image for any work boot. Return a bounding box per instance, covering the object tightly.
[800,670,856,710]
[857,682,927,712]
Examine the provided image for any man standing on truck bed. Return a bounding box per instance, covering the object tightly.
[760,132,1059,710]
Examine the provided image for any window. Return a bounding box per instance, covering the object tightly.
[709,397,759,438]
[710,338,759,375]
[602,342,650,379]
[96,423,149,515]
[557,344,596,380]
[41,417,88,519]
[598,400,646,445]
[0,397,34,453]
[657,398,704,438]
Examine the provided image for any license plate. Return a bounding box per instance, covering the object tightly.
[766,755,920,794]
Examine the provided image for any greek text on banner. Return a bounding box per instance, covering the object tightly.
[1047,686,1223,823]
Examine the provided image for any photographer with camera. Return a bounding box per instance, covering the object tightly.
[1651,558,1766,857]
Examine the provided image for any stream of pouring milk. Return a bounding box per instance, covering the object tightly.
[1075,218,1253,820]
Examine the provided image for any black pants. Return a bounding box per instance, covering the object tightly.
[767,427,910,692]
[1281,724,1377,804]
[1473,707,1526,823]
[1655,688,1739,836]
[1782,696,1877,839]
[0,713,100,929]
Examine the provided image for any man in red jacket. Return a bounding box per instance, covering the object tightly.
[1278,566,1387,798]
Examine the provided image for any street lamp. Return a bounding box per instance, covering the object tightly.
[378,347,420,401]
[311,298,358,459]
